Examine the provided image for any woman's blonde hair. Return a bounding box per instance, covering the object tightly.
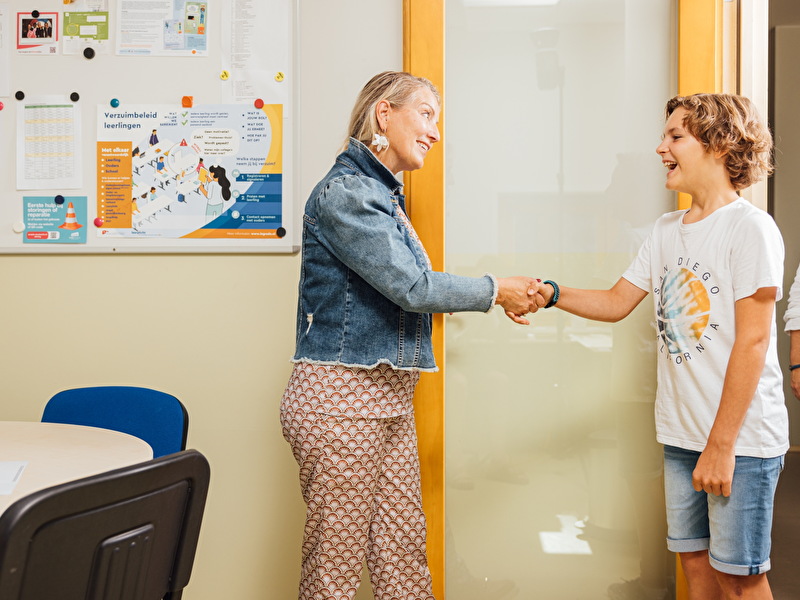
[665,93,773,191]
[343,71,440,152]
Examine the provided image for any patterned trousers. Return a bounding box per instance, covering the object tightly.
[281,404,435,600]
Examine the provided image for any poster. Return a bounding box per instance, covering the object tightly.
[221,0,279,102]
[22,196,88,244]
[63,10,110,55]
[16,11,58,54]
[96,104,283,240]
[116,0,208,56]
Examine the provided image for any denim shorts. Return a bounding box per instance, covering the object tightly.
[663,445,784,576]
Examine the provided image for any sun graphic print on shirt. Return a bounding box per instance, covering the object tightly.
[657,268,712,360]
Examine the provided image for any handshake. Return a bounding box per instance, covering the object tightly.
[495,277,553,325]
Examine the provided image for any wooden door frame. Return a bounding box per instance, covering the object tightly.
[403,2,446,598]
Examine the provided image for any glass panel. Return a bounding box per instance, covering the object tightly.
[445,1,676,598]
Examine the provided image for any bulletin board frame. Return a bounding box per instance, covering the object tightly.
[0,0,299,254]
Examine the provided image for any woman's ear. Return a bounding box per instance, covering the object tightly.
[375,99,391,130]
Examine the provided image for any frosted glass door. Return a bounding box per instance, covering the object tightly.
[445,1,676,597]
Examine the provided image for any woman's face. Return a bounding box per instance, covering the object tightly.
[378,87,440,174]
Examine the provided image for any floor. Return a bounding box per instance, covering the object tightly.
[770,449,800,599]
[351,446,799,600]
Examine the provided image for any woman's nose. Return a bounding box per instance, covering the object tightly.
[429,124,441,144]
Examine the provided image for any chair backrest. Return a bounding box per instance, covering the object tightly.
[42,386,188,458]
[0,449,210,600]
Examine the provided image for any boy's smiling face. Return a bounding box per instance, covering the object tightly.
[656,107,725,195]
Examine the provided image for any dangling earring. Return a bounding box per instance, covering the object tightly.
[371,132,389,153]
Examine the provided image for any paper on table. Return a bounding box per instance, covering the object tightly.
[0,461,27,495]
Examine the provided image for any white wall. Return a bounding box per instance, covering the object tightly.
[0,2,401,598]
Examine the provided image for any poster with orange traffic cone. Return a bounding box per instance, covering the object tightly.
[22,196,87,244]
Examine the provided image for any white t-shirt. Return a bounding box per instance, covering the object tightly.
[783,261,800,332]
[623,198,788,458]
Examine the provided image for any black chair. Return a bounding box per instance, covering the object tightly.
[42,386,189,458]
[0,449,210,600]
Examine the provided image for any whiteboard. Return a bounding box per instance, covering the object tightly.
[0,0,297,253]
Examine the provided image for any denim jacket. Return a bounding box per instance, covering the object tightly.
[292,138,496,372]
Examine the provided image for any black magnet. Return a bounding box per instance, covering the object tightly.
[31,10,39,18]
[54,195,65,205]
[83,47,95,59]
[15,91,24,100]
[276,227,286,238]
[70,92,80,102]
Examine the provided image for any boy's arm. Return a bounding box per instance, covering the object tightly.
[542,277,648,323]
[692,286,778,498]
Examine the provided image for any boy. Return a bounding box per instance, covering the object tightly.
[539,94,787,600]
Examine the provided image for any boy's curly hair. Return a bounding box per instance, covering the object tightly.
[666,94,773,191]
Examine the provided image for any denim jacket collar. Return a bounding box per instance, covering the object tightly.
[337,138,404,196]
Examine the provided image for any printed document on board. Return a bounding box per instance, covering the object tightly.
[16,97,83,190]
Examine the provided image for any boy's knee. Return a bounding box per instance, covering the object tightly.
[714,571,769,595]
[679,550,712,574]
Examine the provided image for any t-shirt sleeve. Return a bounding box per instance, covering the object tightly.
[622,228,655,293]
[731,211,784,303]
[784,261,800,332]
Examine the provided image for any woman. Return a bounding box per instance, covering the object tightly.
[280,71,542,600]
[200,165,231,220]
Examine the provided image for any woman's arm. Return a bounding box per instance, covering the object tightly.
[784,263,800,399]
[315,176,537,316]
[790,330,800,400]
[692,286,777,497]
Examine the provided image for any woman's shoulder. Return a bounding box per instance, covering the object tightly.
[304,172,394,223]
[315,170,392,204]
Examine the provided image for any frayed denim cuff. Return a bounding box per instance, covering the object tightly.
[485,272,498,313]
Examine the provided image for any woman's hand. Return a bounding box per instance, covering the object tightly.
[496,277,545,325]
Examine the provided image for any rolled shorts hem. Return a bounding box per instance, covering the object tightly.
[667,536,708,553]
[667,538,771,576]
[709,554,771,576]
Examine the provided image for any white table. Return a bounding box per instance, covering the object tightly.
[133,193,174,227]
[0,421,154,515]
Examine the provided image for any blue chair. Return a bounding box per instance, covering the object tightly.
[42,386,188,458]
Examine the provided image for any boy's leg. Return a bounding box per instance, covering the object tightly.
[664,448,725,599]
[681,550,773,600]
[715,572,773,599]
[678,550,723,600]
[705,453,783,600]
[665,446,783,600]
